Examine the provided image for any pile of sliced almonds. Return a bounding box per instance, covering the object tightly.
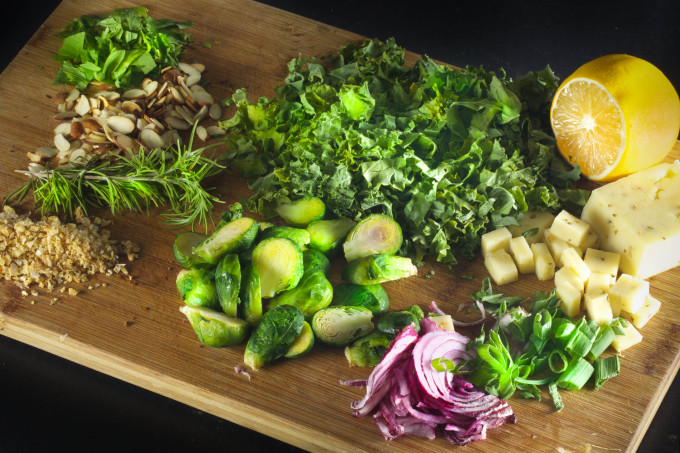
[27,62,227,173]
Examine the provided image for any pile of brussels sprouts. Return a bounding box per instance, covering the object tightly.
[174,197,427,371]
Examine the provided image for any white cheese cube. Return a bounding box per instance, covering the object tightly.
[581,161,680,279]
[484,249,518,285]
[428,314,455,331]
[507,210,555,245]
[579,228,601,250]
[583,248,620,277]
[544,228,583,267]
[585,272,613,294]
[481,227,512,257]
[561,247,591,282]
[584,291,613,326]
[611,322,643,352]
[508,236,534,274]
[531,242,555,281]
[550,210,591,246]
[630,295,661,329]
[556,281,581,318]
[608,274,649,317]
[554,266,585,293]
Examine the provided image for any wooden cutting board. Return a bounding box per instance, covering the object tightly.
[1,1,679,451]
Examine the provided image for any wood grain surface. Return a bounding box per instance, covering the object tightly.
[1,1,679,451]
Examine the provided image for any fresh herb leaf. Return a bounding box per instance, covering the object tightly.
[220,38,587,265]
[54,7,192,89]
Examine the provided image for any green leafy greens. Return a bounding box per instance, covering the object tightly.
[220,38,589,265]
[54,6,192,90]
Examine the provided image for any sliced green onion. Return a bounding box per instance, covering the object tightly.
[516,375,556,386]
[609,318,628,335]
[565,329,593,358]
[593,355,620,390]
[580,319,600,341]
[557,357,594,390]
[587,325,615,360]
[549,350,568,373]
[548,381,564,412]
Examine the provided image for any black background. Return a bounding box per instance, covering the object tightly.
[2,1,679,452]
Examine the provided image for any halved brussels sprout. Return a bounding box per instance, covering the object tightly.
[267,271,333,319]
[345,331,394,367]
[176,268,218,309]
[302,249,331,277]
[332,283,389,316]
[215,254,241,317]
[173,231,208,268]
[341,254,418,285]
[311,306,374,346]
[251,237,304,298]
[376,310,421,335]
[244,305,305,370]
[194,217,259,265]
[343,214,403,262]
[259,226,310,251]
[274,197,325,227]
[239,263,262,326]
[307,217,356,256]
[284,321,315,358]
[180,305,249,348]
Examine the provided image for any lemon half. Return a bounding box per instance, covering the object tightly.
[550,54,680,181]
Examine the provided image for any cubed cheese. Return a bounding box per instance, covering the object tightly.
[581,161,680,279]
[509,236,535,274]
[484,249,518,285]
[544,228,583,267]
[531,242,555,281]
[554,266,585,293]
[428,314,455,331]
[583,248,620,278]
[584,291,613,326]
[608,274,649,317]
[481,227,512,257]
[550,210,591,246]
[585,272,613,294]
[611,323,643,352]
[507,210,555,245]
[556,281,581,318]
[561,247,591,282]
[630,295,661,329]
[579,228,601,251]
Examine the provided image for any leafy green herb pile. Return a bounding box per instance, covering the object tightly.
[436,279,622,411]
[54,6,192,90]
[220,38,589,265]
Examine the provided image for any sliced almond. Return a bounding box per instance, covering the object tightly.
[54,122,72,136]
[82,118,102,132]
[74,95,91,116]
[185,73,201,87]
[65,88,80,103]
[112,133,138,153]
[54,133,71,152]
[162,69,181,83]
[157,81,169,98]
[36,147,58,158]
[121,100,142,115]
[208,103,222,120]
[169,86,185,104]
[178,62,201,78]
[71,121,85,139]
[143,80,159,96]
[69,149,89,165]
[206,125,226,137]
[97,95,110,109]
[123,89,146,100]
[68,139,83,152]
[88,97,98,110]
[28,162,45,173]
[165,116,191,130]
[106,116,136,134]
[190,63,205,73]
[27,152,43,163]
[98,91,121,102]
[196,125,208,141]
[140,128,165,149]
[136,118,149,130]
[176,105,195,124]
[193,105,209,123]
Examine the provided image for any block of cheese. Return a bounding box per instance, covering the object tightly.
[585,272,613,294]
[583,248,620,278]
[544,228,583,268]
[556,281,581,318]
[611,322,643,352]
[484,249,518,285]
[531,242,555,281]
[508,236,535,274]
[608,274,649,317]
[555,266,585,293]
[507,210,555,245]
[630,295,661,329]
[581,161,680,279]
[584,291,613,326]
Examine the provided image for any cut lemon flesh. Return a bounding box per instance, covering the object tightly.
[550,54,680,182]
[551,78,625,179]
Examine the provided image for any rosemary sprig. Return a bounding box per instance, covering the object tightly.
[4,134,225,231]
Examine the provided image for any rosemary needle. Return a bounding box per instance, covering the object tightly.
[5,137,225,232]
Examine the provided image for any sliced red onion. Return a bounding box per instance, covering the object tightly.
[342,325,515,446]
